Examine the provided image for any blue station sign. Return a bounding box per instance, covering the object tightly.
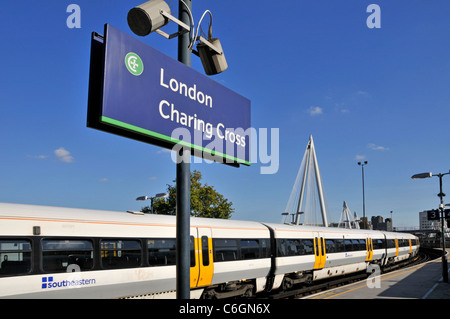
[87,24,251,166]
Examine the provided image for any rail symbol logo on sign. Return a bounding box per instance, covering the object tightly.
[125,52,143,76]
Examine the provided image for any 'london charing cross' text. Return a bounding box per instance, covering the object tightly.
[158,68,247,148]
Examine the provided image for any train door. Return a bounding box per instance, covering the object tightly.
[190,228,214,288]
[313,234,326,269]
[190,231,200,288]
[394,238,399,257]
[365,238,373,261]
[408,239,412,254]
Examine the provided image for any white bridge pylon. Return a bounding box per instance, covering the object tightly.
[338,201,360,229]
[283,135,329,227]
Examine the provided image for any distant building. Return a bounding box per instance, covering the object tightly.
[419,211,440,230]
[370,215,393,231]
[385,218,393,231]
[359,217,371,230]
[371,216,383,230]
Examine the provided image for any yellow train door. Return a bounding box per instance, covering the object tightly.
[313,235,326,269]
[394,238,399,257]
[190,228,214,288]
[190,234,199,288]
[365,238,373,261]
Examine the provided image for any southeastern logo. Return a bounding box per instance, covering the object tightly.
[41,276,96,289]
[42,276,54,289]
[125,52,144,76]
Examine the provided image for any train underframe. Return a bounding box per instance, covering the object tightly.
[201,252,416,299]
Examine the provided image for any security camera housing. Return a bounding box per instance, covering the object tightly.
[197,38,228,75]
[128,0,171,36]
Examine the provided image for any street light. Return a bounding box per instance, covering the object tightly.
[136,192,169,214]
[411,170,449,283]
[411,172,433,179]
[358,161,368,229]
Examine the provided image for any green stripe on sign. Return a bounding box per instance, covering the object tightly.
[100,116,251,166]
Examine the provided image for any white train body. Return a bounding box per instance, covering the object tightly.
[0,203,419,298]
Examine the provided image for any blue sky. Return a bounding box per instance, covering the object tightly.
[1,0,450,228]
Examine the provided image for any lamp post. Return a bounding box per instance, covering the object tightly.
[358,161,368,229]
[412,171,449,283]
[136,192,169,214]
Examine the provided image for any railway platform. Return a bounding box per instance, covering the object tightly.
[303,249,450,299]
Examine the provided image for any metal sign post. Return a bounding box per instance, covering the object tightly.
[176,0,192,300]
[436,173,449,283]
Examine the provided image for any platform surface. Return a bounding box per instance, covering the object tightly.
[303,252,450,299]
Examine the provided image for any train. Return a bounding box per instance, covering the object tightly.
[0,202,419,298]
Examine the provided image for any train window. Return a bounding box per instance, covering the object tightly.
[334,239,345,253]
[148,238,176,266]
[359,239,366,250]
[190,236,196,267]
[278,239,288,257]
[344,239,353,251]
[240,239,260,260]
[213,239,238,262]
[279,239,297,256]
[261,239,271,258]
[351,239,360,251]
[325,239,335,253]
[42,239,93,273]
[373,239,384,250]
[0,239,32,276]
[101,240,141,269]
[386,239,395,248]
[201,236,210,266]
[277,239,314,257]
[325,239,351,254]
[302,239,314,255]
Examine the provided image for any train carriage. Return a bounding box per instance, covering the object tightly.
[262,223,318,290]
[0,202,419,299]
[314,230,370,281]
[372,232,387,262]
[381,232,419,265]
[191,217,272,296]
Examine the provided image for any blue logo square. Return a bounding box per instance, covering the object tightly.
[41,276,53,289]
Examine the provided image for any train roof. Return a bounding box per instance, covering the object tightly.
[263,222,417,239]
[264,222,379,235]
[0,202,268,231]
[0,203,417,238]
